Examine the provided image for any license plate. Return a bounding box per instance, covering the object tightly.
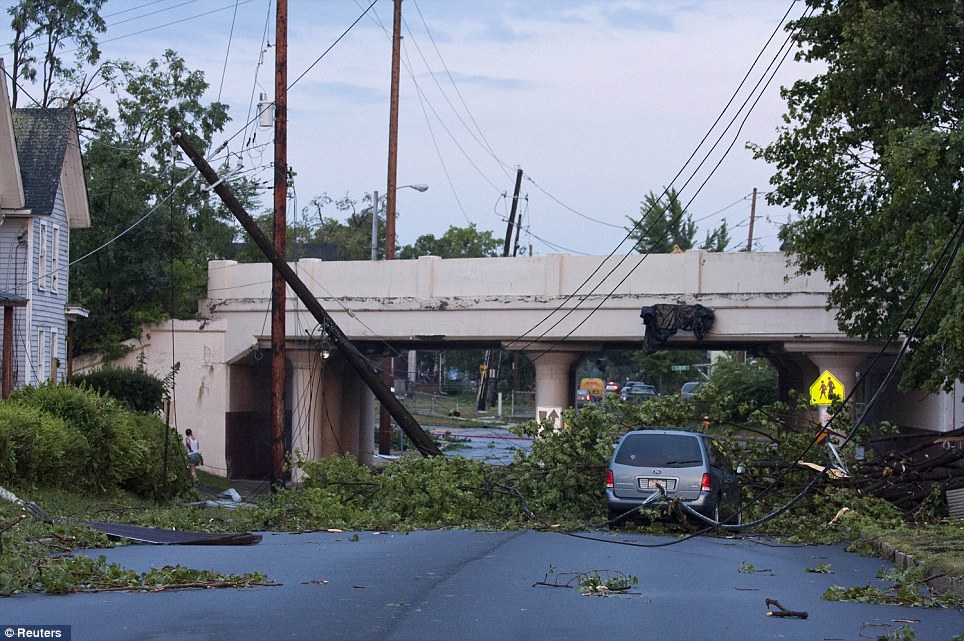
[638,477,676,491]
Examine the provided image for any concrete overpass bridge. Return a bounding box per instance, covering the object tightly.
[112,251,958,478]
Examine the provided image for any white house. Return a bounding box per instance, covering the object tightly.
[0,60,91,397]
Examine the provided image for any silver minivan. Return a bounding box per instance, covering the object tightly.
[606,429,741,527]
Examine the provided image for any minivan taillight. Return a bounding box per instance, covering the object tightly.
[700,473,712,492]
[606,469,614,489]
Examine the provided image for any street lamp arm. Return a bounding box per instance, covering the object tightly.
[372,184,428,260]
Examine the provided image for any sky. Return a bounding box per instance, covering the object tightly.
[0,0,816,256]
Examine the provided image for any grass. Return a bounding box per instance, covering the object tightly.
[852,520,964,586]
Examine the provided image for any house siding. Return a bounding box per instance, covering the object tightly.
[3,106,87,394]
[0,217,29,295]
[26,186,70,384]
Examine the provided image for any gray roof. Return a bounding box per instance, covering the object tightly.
[11,108,74,215]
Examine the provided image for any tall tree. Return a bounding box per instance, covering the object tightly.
[700,220,731,252]
[626,188,730,254]
[69,51,240,356]
[754,0,964,392]
[627,188,696,253]
[6,0,106,107]
[290,193,379,261]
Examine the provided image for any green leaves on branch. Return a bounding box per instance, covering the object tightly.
[754,0,964,392]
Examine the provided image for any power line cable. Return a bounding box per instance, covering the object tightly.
[519,0,801,250]
[101,0,177,20]
[536,28,799,354]
[509,1,806,359]
[216,0,241,104]
[402,35,473,225]
[103,0,204,29]
[94,1,259,48]
[411,0,514,179]
[287,0,377,92]
[405,2,514,182]
[644,195,964,541]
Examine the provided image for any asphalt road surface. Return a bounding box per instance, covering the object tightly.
[3,530,961,641]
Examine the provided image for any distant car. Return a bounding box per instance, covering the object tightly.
[681,381,704,402]
[575,389,595,409]
[606,429,741,527]
[619,381,651,400]
[622,384,657,403]
[604,381,620,395]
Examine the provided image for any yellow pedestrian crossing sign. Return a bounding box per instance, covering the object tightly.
[810,370,844,405]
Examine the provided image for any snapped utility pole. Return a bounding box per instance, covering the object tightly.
[172,126,442,458]
[747,187,757,252]
[479,168,524,410]
[502,168,524,256]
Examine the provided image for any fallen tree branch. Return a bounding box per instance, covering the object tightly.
[765,598,808,619]
[80,581,282,593]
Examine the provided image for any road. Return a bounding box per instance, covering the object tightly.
[3,531,961,640]
[432,425,532,465]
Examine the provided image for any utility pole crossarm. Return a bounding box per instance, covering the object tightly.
[171,126,442,458]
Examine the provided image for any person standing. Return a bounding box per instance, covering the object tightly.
[184,429,200,483]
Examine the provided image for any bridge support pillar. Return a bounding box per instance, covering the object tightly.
[358,386,375,466]
[287,348,322,482]
[316,351,363,461]
[530,350,581,412]
[764,344,872,430]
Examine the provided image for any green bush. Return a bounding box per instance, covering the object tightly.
[118,413,192,499]
[73,366,167,414]
[0,412,16,482]
[5,384,183,497]
[0,401,90,487]
[9,384,125,490]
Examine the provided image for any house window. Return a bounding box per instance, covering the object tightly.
[37,328,46,383]
[38,223,48,291]
[51,227,60,293]
[50,329,59,382]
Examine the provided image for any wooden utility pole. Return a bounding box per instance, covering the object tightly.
[747,187,757,252]
[478,168,524,410]
[385,0,402,260]
[172,126,443,458]
[271,0,288,487]
[378,0,403,455]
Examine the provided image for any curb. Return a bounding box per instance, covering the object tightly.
[869,539,964,602]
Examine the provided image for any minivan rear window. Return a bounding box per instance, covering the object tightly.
[614,433,703,468]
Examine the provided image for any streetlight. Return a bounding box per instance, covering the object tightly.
[372,182,428,455]
[371,184,429,260]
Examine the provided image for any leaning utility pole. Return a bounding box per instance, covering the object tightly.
[746,187,757,252]
[173,126,442,458]
[479,168,524,410]
[271,0,289,487]
[502,168,524,256]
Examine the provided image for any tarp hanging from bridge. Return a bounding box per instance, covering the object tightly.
[640,303,715,353]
